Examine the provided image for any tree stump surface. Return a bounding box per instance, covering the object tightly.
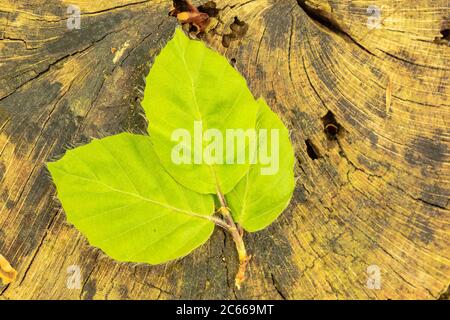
[0,0,449,299]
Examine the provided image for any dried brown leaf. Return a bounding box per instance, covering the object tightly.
[170,0,211,34]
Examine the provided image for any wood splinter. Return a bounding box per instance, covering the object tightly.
[0,254,17,285]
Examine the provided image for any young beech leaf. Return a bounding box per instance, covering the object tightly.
[142,28,259,195]
[227,99,296,232]
[48,133,215,264]
[47,28,296,289]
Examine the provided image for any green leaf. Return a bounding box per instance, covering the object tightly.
[142,28,259,194]
[47,28,295,288]
[48,133,215,265]
[227,99,296,232]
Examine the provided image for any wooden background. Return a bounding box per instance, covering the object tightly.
[0,0,449,299]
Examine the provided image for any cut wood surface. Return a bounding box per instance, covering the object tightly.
[0,0,449,299]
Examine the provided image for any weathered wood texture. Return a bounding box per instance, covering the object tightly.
[0,0,449,299]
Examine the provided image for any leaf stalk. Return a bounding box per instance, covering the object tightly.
[216,191,251,290]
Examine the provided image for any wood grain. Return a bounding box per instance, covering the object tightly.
[0,0,449,299]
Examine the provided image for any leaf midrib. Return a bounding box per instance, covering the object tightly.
[177,37,223,192]
[50,165,212,222]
